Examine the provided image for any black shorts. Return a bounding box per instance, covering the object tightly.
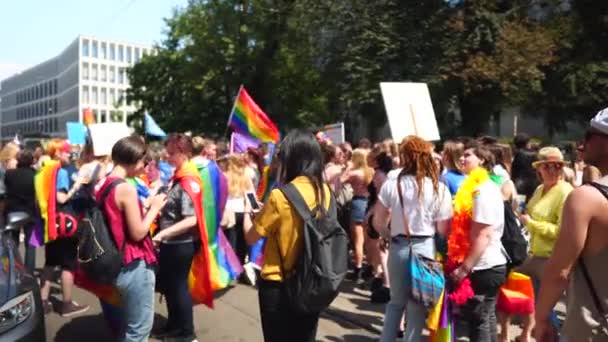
[44,237,78,271]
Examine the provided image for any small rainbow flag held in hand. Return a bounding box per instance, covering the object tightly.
[228,87,279,143]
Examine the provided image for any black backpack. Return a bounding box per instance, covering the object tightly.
[501,200,528,268]
[278,183,349,313]
[77,179,125,285]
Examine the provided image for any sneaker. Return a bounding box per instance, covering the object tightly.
[60,301,90,317]
[361,265,374,280]
[42,300,53,315]
[346,267,362,282]
[151,327,180,340]
[164,333,198,342]
[369,277,383,292]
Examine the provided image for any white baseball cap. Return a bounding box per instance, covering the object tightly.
[590,107,608,135]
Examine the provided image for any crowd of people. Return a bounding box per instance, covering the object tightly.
[0,109,607,342]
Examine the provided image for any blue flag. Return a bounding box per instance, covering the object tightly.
[144,112,167,137]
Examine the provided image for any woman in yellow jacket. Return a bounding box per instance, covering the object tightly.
[499,146,573,342]
[242,130,331,342]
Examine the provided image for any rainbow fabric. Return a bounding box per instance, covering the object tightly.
[429,289,455,342]
[497,271,535,315]
[256,166,276,202]
[229,87,279,143]
[196,160,243,290]
[83,107,96,126]
[175,162,215,307]
[34,160,61,243]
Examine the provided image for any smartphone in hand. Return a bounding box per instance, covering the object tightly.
[246,192,260,212]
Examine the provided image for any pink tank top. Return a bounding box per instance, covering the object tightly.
[96,177,157,266]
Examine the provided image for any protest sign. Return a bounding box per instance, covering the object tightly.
[88,123,131,156]
[66,122,87,145]
[321,122,345,144]
[380,82,441,142]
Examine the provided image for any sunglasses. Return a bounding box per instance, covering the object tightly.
[540,162,563,170]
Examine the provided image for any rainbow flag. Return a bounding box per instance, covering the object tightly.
[429,289,455,342]
[228,87,279,143]
[83,107,96,126]
[174,162,215,307]
[196,160,243,289]
[257,166,276,202]
[34,160,61,243]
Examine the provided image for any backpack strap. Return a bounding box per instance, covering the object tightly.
[98,179,124,206]
[580,182,608,332]
[97,179,127,253]
[281,183,315,222]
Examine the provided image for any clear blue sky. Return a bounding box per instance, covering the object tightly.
[0,0,188,81]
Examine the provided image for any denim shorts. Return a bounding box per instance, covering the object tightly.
[350,197,368,224]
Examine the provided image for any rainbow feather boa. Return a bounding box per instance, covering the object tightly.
[446,167,489,305]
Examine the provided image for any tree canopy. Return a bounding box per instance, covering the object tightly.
[127,0,608,139]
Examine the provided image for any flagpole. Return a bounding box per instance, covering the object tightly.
[224,84,243,140]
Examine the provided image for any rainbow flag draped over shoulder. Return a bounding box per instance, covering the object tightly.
[195,160,243,289]
[34,160,61,243]
[228,87,279,143]
[175,162,215,308]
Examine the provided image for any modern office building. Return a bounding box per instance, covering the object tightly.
[0,35,151,140]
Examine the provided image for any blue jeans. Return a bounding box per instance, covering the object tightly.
[380,236,435,342]
[115,259,156,342]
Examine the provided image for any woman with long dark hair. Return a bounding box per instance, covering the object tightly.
[242,129,331,342]
[372,136,453,341]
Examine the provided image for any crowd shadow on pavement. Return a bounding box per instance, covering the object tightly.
[323,334,379,342]
[53,314,113,342]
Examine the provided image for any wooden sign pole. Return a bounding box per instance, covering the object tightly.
[409,103,418,135]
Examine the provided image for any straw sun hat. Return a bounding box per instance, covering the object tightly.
[532,146,568,169]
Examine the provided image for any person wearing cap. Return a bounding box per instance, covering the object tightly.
[535,109,608,341]
[500,146,573,342]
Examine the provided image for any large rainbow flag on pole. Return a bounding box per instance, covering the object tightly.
[196,159,243,289]
[228,86,280,143]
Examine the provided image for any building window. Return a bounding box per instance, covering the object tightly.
[134,48,140,63]
[118,68,125,84]
[109,44,115,60]
[82,86,89,103]
[101,88,107,105]
[100,110,107,123]
[54,79,58,94]
[126,47,132,63]
[118,45,124,62]
[92,87,98,105]
[109,66,115,83]
[54,99,58,113]
[92,64,98,81]
[118,90,125,105]
[82,63,89,80]
[82,39,89,57]
[109,89,115,105]
[100,42,106,59]
[100,65,107,82]
[92,41,98,58]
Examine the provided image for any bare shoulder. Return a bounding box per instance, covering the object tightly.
[565,185,605,211]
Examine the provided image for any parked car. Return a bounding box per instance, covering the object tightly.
[0,212,45,341]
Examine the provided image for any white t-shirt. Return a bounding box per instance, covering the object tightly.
[378,175,453,237]
[472,180,508,270]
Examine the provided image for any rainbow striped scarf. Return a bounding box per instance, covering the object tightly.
[34,160,61,243]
